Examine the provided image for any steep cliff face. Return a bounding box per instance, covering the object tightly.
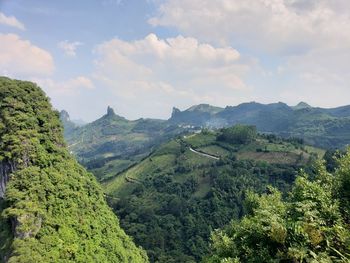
[0,77,148,262]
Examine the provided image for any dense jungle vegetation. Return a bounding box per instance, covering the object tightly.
[206,149,350,262]
[0,77,148,262]
[104,126,323,262]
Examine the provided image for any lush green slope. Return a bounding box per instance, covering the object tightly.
[206,150,350,262]
[0,77,148,262]
[63,107,191,181]
[103,128,323,262]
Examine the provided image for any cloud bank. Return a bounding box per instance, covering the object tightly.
[93,33,251,118]
[149,0,350,108]
[0,33,54,77]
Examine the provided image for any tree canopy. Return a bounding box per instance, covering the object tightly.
[217,125,257,145]
[206,150,350,262]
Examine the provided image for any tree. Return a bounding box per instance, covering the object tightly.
[217,125,257,145]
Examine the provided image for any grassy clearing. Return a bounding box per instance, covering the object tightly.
[91,159,134,181]
[185,132,216,147]
[184,149,218,166]
[104,154,176,195]
[198,145,230,157]
[237,151,303,164]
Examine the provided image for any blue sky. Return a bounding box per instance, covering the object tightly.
[1,0,350,121]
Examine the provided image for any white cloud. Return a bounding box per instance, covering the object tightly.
[150,0,350,53]
[149,0,350,109]
[58,40,83,57]
[34,76,95,96]
[0,33,54,77]
[92,33,251,118]
[0,12,25,30]
[277,46,350,107]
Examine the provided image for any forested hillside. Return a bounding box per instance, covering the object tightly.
[206,150,350,262]
[103,127,323,262]
[63,107,193,181]
[0,77,148,262]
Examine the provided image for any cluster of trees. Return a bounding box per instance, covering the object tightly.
[206,150,350,262]
[0,77,147,262]
[217,125,257,144]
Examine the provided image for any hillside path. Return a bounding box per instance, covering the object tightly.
[189,147,220,160]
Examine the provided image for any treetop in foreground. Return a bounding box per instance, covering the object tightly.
[206,150,350,262]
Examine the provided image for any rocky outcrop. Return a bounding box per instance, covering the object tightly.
[0,161,16,199]
[107,106,116,116]
[170,107,181,119]
[11,214,42,239]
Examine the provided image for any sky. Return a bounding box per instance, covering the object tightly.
[0,0,350,121]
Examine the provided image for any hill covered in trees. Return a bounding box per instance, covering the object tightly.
[206,150,350,262]
[0,77,148,262]
[62,107,194,181]
[103,127,323,262]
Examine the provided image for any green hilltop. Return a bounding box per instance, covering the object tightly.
[0,77,148,262]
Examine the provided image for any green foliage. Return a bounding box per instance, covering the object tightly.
[64,107,189,181]
[217,125,257,145]
[0,77,148,262]
[104,131,316,262]
[336,150,350,223]
[206,152,350,262]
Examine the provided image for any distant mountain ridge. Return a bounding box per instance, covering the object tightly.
[61,101,350,182]
[168,102,350,149]
[62,107,196,181]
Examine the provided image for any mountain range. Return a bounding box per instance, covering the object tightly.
[63,101,350,169]
[169,102,350,149]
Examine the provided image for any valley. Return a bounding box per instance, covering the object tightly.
[101,128,322,262]
[59,101,350,262]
